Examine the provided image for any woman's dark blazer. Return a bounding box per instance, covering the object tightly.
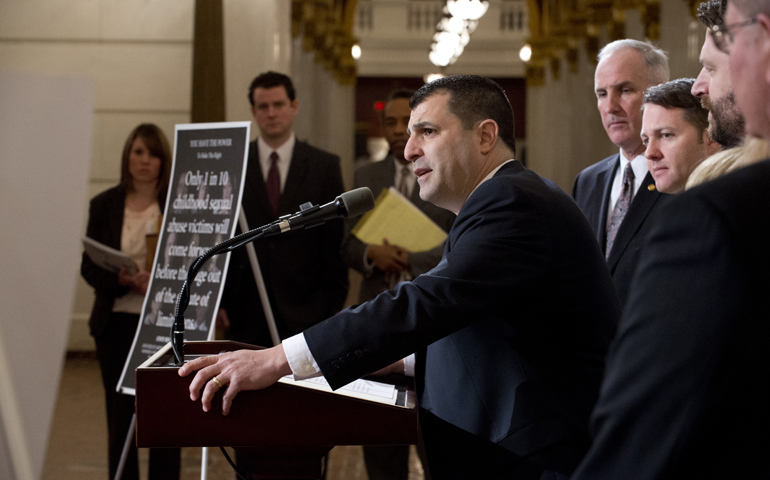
[80,184,165,337]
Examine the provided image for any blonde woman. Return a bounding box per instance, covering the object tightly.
[686,136,770,189]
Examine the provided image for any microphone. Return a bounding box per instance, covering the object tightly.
[264,187,375,235]
[170,187,375,365]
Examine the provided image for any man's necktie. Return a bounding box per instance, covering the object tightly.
[397,164,411,197]
[605,163,635,259]
[267,152,280,216]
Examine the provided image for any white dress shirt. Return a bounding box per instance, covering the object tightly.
[258,133,296,193]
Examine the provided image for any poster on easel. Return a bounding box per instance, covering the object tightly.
[118,122,250,395]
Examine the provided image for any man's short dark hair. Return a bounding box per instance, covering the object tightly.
[248,71,296,105]
[387,88,416,103]
[410,75,516,155]
[644,78,709,136]
[697,0,727,28]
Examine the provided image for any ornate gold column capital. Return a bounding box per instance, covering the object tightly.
[614,0,642,9]
[291,0,307,38]
[641,1,661,40]
[587,0,614,25]
[685,0,701,19]
[586,24,601,65]
[334,32,358,85]
[550,55,562,80]
[525,38,550,87]
[610,7,626,41]
[566,37,580,74]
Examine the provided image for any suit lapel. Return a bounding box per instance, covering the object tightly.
[606,171,663,270]
[596,155,619,250]
[369,157,408,204]
[446,161,524,254]
[280,140,309,214]
[377,156,397,198]
[243,142,274,224]
[107,189,125,249]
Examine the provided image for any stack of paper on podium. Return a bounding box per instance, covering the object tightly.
[352,187,447,251]
[278,375,415,408]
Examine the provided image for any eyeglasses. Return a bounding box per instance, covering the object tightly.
[709,17,759,53]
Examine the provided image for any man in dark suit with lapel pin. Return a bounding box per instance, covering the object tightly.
[182,75,621,479]
[219,71,348,349]
[572,39,671,307]
[341,89,455,480]
[640,79,721,194]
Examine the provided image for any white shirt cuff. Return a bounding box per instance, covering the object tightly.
[282,333,322,379]
[404,354,416,377]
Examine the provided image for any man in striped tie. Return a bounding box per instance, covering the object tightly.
[571,39,673,307]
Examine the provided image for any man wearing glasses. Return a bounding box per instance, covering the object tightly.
[571,0,770,477]
[692,0,746,149]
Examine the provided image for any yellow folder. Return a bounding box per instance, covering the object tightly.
[351,187,448,252]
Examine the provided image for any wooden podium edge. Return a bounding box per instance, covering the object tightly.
[135,341,418,449]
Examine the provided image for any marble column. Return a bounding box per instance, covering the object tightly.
[223,0,292,130]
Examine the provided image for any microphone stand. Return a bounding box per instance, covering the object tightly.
[170,214,284,365]
[171,187,374,365]
[238,209,281,347]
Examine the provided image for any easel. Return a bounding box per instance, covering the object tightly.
[114,208,280,480]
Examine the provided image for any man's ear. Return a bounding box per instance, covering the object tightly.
[478,119,499,154]
[704,129,722,156]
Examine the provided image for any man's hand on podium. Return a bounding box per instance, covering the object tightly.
[178,345,293,415]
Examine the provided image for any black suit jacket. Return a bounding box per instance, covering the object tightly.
[81,184,166,337]
[572,154,670,306]
[305,162,620,477]
[340,155,455,302]
[573,158,770,479]
[221,139,348,346]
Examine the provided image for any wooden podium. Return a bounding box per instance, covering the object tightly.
[135,341,418,479]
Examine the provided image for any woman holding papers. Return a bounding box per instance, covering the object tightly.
[80,123,179,480]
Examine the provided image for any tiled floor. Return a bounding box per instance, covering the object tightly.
[42,355,424,479]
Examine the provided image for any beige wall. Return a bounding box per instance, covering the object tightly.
[0,0,194,350]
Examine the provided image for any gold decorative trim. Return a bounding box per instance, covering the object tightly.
[291,0,358,85]
[641,1,661,40]
[524,0,664,84]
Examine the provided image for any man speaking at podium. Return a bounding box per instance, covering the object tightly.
[181,75,620,479]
